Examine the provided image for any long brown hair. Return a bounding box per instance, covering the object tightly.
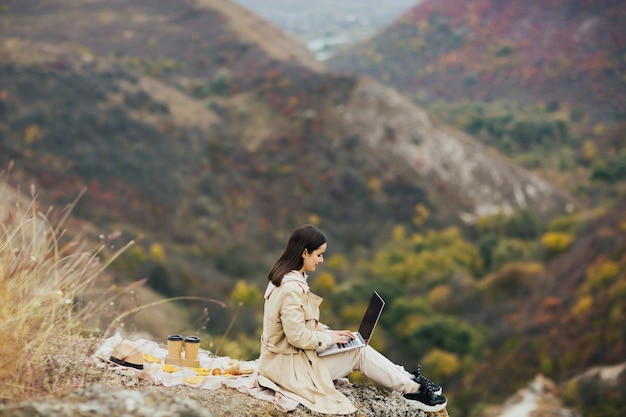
[268,225,327,286]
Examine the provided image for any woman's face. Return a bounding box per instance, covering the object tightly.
[301,242,327,273]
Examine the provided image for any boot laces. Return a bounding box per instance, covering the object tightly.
[415,364,436,390]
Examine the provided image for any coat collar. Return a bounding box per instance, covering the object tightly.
[264,270,309,299]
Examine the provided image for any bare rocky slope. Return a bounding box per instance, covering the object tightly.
[330,78,573,223]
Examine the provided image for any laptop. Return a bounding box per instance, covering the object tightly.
[317,291,385,357]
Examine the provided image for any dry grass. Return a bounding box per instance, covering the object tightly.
[0,167,229,403]
[0,169,131,402]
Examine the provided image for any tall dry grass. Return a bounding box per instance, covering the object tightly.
[0,174,131,402]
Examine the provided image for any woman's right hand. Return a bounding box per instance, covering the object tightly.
[329,330,355,345]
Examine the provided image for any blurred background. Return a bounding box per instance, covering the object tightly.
[234,0,418,60]
[0,0,624,415]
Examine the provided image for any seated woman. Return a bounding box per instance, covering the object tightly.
[256,224,447,415]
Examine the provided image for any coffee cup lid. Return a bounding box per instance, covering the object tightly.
[184,336,200,343]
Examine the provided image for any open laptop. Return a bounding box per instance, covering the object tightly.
[317,291,385,357]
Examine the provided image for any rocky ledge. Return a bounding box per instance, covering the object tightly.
[0,366,447,417]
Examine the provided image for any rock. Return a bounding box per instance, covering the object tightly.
[0,380,449,417]
[479,374,577,417]
[0,385,214,417]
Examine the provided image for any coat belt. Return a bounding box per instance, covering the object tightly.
[262,339,301,355]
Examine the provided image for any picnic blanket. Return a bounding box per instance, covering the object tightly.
[92,333,299,412]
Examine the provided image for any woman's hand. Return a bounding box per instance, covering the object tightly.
[329,330,356,345]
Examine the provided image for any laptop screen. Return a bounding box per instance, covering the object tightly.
[357,291,385,342]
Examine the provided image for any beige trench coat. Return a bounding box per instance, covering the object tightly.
[257,274,357,415]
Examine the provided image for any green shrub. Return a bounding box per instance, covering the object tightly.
[566,374,626,417]
[492,239,532,269]
[421,349,461,381]
[548,213,583,234]
[211,68,232,95]
[404,316,483,357]
[478,235,499,272]
[541,231,575,254]
[585,260,620,293]
[230,280,262,307]
[591,150,626,182]
[112,245,147,274]
[480,262,543,300]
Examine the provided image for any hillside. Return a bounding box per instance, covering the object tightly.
[0,33,575,323]
[0,0,572,269]
[329,0,626,127]
[463,200,626,398]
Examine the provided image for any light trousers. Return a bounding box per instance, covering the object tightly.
[320,345,419,394]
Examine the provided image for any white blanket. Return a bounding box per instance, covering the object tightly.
[92,333,299,412]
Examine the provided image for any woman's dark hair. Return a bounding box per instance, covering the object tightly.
[268,224,327,286]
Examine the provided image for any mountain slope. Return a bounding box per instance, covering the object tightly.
[462,200,626,399]
[329,78,573,222]
[0,37,572,246]
[329,0,626,125]
[0,0,574,313]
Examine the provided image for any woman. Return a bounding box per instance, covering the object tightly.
[256,224,447,414]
